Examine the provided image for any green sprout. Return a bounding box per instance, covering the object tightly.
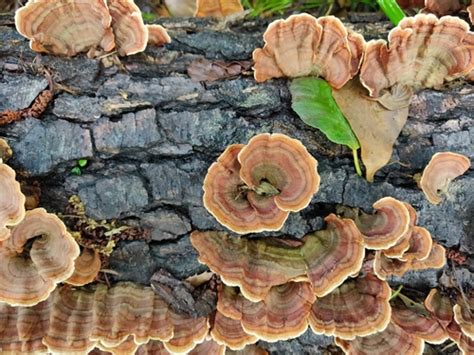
[376,0,406,25]
[71,159,89,176]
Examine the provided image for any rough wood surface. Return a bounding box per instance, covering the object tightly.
[0,14,472,354]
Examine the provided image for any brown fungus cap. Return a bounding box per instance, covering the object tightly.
[203,144,289,234]
[252,14,360,88]
[453,297,474,339]
[352,197,411,250]
[195,0,244,17]
[147,24,171,47]
[211,311,258,350]
[15,0,115,57]
[65,247,101,286]
[424,0,462,15]
[469,4,474,24]
[163,312,209,353]
[0,163,25,241]
[420,152,470,205]
[398,226,432,262]
[238,133,320,213]
[360,14,474,98]
[0,208,80,306]
[309,269,391,340]
[95,335,140,355]
[383,202,417,258]
[373,250,411,280]
[335,321,425,355]
[107,0,148,56]
[0,138,13,162]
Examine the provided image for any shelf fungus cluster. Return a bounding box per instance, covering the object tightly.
[164,0,244,17]
[419,152,471,205]
[15,0,171,57]
[203,133,320,234]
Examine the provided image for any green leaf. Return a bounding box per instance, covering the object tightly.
[71,167,82,176]
[290,77,360,151]
[142,12,157,22]
[376,0,405,25]
[78,159,88,168]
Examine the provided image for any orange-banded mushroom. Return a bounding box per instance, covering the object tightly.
[419,152,471,205]
[238,133,320,213]
[147,25,171,46]
[65,248,101,286]
[0,297,51,353]
[309,270,391,340]
[0,163,25,241]
[351,197,411,250]
[391,300,449,344]
[0,208,80,306]
[189,338,226,355]
[190,230,306,302]
[195,0,244,17]
[15,0,115,57]
[424,289,454,328]
[410,242,446,271]
[373,251,412,280]
[360,14,474,98]
[252,14,362,89]
[302,214,365,297]
[191,214,364,301]
[211,311,257,350]
[398,226,432,262]
[107,0,148,56]
[202,144,290,234]
[335,321,425,355]
[163,312,209,353]
[218,282,315,342]
[96,335,140,355]
[383,202,417,258]
[453,296,474,339]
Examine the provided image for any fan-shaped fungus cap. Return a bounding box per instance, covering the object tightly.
[302,214,365,297]
[107,0,148,56]
[383,202,417,258]
[147,25,171,46]
[0,208,80,306]
[373,251,411,280]
[0,163,25,241]
[419,152,470,205]
[163,312,209,353]
[219,282,315,342]
[203,144,290,234]
[252,14,361,89]
[335,321,425,355]
[424,0,462,15]
[238,133,320,213]
[65,248,101,286]
[190,230,306,302]
[0,138,12,162]
[469,4,474,24]
[360,14,474,98]
[15,0,115,57]
[95,335,139,355]
[211,312,257,350]
[353,197,411,250]
[309,270,391,339]
[453,297,474,339]
[410,242,446,271]
[398,226,432,262]
[424,289,454,328]
[195,0,244,17]
[391,300,449,344]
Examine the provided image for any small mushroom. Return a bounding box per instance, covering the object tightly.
[252,14,361,89]
[453,297,474,339]
[211,311,257,350]
[147,24,172,46]
[65,248,101,286]
[238,133,320,213]
[419,152,470,205]
[410,242,446,271]
[0,208,80,306]
[0,163,25,241]
[195,0,244,17]
[350,197,411,250]
[398,226,433,262]
[107,0,148,56]
[15,0,115,57]
[360,14,474,98]
[309,269,392,339]
[383,202,417,258]
[423,0,462,15]
[163,312,209,353]
[335,321,425,355]
[0,138,12,162]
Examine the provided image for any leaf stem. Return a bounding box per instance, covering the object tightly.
[389,285,403,301]
[376,0,406,25]
[352,149,362,177]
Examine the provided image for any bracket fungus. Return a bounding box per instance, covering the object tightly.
[0,138,12,162]
[0,208,80,306]
[360,14,474,98]
[335,321,425,355]
[65,247,101,286]
[147,24,172,47]
[0,163,25,241]
[423,0,463,15]
[107,0,148,56]
[211,311,258,350]
[195,0,244,17]
[15,0,115,57]
[218,282,316,342]
[191,213,364,301]
[203,133,319,234]
[309,269,391,340]
[163,312,209,353]
[252,14,363,88]
[419,152,471,205]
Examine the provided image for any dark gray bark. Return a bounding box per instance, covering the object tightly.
[0,14,472,354]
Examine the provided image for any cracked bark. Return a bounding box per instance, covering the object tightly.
[0,14,473,354]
